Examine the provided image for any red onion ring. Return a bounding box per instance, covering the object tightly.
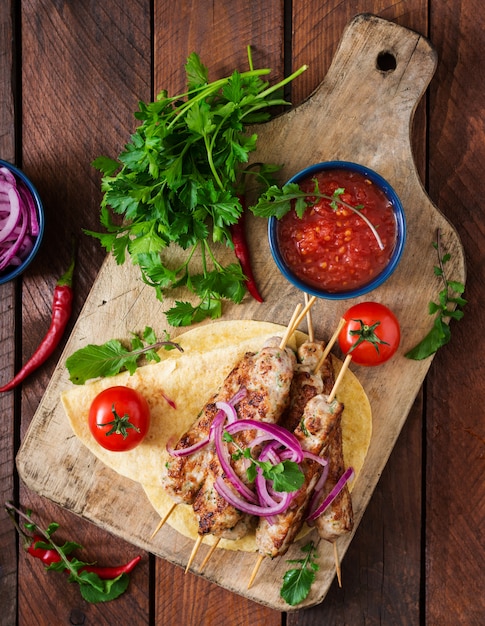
[214,476,294,517]
[306,466,355,522]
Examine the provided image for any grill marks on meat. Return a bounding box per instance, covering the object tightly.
[298,340,354,543]
[256,394,343,558]
[161,351,256,504]
[314,417,354,542]
[193,338,296,538]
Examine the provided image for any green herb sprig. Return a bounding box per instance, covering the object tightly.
[406,229,466,360]
[88,49,307,326]
[65,326,181,385]
[250,180,384,249]
[280,540,320,605]
[222,431,305,493]
[5,503,134,604]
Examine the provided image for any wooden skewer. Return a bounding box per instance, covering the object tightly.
[290,295,317,337]
[199,537,221,572]
[185,535,204,573]
[333,541,342,587]
[150,501,177,539]
[279,295,317,350]
[279,303,303,349]
[327,353,352,403]
[247,553,265,589]
[313,317,345,374]
[304,293,315,342]
[198,301,317,573]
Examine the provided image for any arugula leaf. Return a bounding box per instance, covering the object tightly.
[406,229,466,360]
[90,49,307,325]
[280,541,319,606]
[65,327,181,384]
[78,573,130,603]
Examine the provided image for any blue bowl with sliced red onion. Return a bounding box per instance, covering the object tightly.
[0,160,44,284]
[268,161,406,299]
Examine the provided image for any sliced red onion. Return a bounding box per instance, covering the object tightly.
[306,466,355,522]
[165,387,246,458]
[166,432,210,457]
[214,476,294,517]
[0,186,20,243]
[303,449,329,467]
[17,181,40,236]
[213,410,258,503]
[215,400,238,424]
[0,167,40,274]
[225,419,304,463]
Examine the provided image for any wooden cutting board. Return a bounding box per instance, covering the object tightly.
[16,14,465,611]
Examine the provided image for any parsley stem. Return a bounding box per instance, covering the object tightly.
[203,239,224,272]
[167,69,272,131]
[255,65,308,100]
[331,194,384,250]
[204,133,224,190]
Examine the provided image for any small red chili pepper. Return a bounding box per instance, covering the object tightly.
[79,556,142,579]
[230,195,264,303]
[0,250,75,392]
[27,534,61,565]
[27,534,141,579]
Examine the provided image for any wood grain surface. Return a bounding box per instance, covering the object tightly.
[15,13,465,612]
[1,1,484,625]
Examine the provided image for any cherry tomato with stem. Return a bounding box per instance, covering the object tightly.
[89,385,150,451]
[338,302,400,366]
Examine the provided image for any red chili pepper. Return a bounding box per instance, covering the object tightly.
[27,534,61,565]
[230,195,264,303]
[27,534,141,579]
[79,556,142,579]
[0,252,75,392]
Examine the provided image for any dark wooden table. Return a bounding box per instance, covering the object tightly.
[1,2,483,624]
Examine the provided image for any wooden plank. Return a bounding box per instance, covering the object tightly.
[0,3,19,624]
[17,1,152,623]
[152,1,284,623]
[16,14,466,611]
[426,1,485,622]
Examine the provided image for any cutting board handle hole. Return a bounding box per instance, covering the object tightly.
[376,51,397,72]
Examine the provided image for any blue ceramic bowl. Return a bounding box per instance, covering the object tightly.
[268,161,406,300]
[0,159,44,284]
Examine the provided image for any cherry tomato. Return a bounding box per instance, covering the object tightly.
[338,302,400,366]
[88,385,150,451]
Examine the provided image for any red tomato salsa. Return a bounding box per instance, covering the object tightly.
[276,168,398,292]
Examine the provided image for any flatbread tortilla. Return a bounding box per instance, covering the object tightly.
[61,320,372,552]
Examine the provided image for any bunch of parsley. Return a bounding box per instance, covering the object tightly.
[89,49,306,326]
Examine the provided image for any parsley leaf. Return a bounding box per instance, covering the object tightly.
[90,49,307,325]
[406,229,466,360]
[223,431,305,492]
[280,541,319,606]
[250,180,384,248]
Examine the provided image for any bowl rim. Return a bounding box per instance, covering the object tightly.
[267,160,406,300]
[0,159,45,284]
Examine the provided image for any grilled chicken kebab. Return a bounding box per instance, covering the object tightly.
[192,336,296,539]
[161,332,354,561]
[255,340,350,558]
[161,336,296,539]
[161,351,256,505]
